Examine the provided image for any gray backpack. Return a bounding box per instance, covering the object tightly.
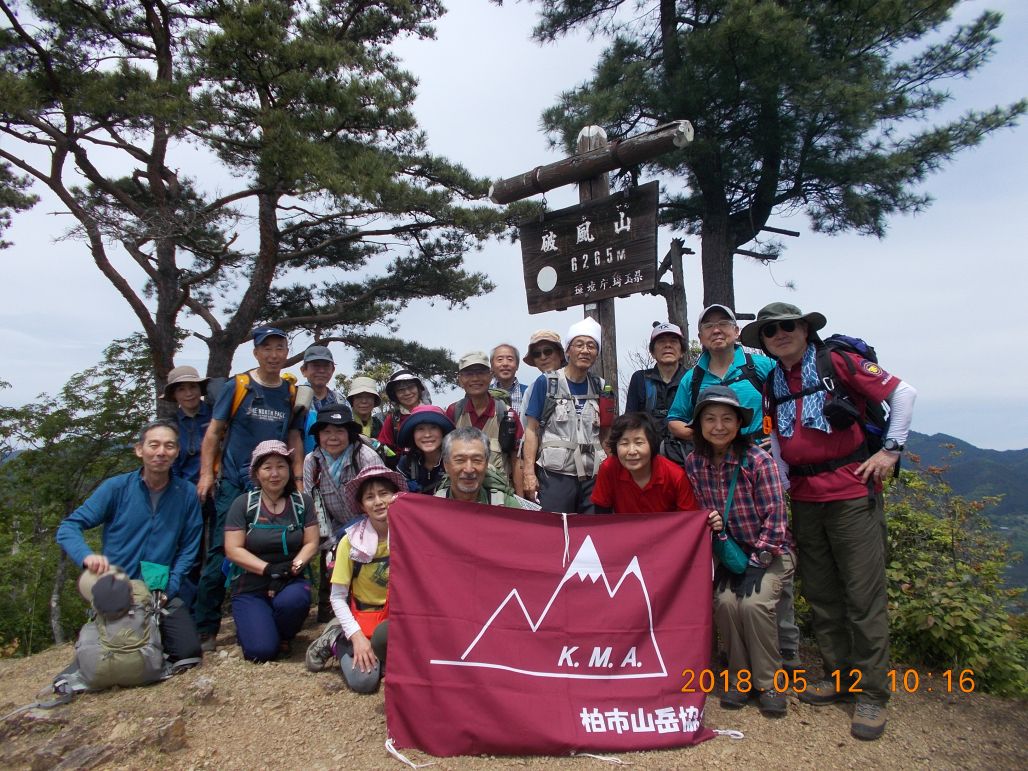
[74,575,163,690]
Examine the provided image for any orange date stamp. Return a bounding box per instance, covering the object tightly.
[681,668,976,694]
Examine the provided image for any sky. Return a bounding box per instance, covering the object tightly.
[2,0,1026,450]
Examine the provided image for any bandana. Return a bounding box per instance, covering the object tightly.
[772,344,830,437]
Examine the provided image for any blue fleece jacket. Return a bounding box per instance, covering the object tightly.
[56,469,202,599]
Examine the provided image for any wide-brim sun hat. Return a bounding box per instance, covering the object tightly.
[249,439,294,478]
[342,465,408,515]
[739,302,827,350]
[396,405,456,448]
[523,330,566,367]
[162,365,209,401]
[686,385,754,428]
[347,376,382,406]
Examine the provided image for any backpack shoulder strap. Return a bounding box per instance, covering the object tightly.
[540,372,561,429]
[452,398,466,424]
[689,366,706,411]
[246,489,261,530]
[230,374,251,420]
[290,491,305,528]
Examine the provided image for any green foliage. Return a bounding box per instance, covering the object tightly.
[886,466,1027,696]
[527,0,1026,304]
[0,159,37,248]
[0,0,518,384]
[0,335,154,655]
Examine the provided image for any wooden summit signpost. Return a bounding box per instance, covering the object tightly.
[520,181,658,314]
[490,121,694,388]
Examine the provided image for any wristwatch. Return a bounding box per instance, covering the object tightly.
[756,550,773,567]
[882,438,905,452]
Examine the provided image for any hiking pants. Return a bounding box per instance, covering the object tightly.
[792,494,890,704]
[160,597,203,662]
[338,620,388,693]
[776,575,801,652]
[193,479,243,635]
[536,467,596,514]
[714,553,794,691]
[232,579,311,663]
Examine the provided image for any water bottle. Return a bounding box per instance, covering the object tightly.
[498,408,517,453]
[598,384,616,429]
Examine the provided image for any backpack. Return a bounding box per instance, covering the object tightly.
[74,578,163,691]
[539,372,603,430]
[223,489,308,586]
[214,372,299,474]
[452,395,518,455]
[763,334,893,472]
[690,353,764,414]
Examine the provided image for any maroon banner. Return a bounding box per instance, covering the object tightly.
[385,495,716,757]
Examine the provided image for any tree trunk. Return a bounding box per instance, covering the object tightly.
[700,213,735,308]
[50,555,68,646]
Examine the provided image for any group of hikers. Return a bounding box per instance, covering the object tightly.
[54,299,915,744]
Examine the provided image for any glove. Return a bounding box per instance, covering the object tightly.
[734,565,766,598]
[713,565,734,594]
[263,561,292,580]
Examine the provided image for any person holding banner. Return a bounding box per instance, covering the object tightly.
[305,466,407,692]
[593,413,719,529]
[684,386,794,717]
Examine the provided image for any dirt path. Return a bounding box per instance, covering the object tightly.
[2,620,1025,770]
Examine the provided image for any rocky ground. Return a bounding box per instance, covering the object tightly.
[1,619,1025,771]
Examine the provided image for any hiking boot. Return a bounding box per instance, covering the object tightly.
[850,701,887,741]
[758,689,788,717]
[797,678,855,706]
[199,633,217,653]
[305,618,341,672]
[780,648,802,673]
[719,688,750,710]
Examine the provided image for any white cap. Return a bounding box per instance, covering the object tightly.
[564,317,602,350]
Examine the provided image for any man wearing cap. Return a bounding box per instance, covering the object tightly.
[347,376,384,439]
[56,420,203,664]
[667,305,775,443]
[625,322,691,465]
[300,345,347,453]
[522,318,608,513]
[489,343,527,416]
[741,302,917,741]
[194,326,305,648]
[434,427,537,509]
[447,351,524,494]
[666,305,800,671]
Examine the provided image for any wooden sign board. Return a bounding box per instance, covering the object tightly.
[519,181,658,314]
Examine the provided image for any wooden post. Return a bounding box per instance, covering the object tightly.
[670,239,688,343]
[576,126,617,391]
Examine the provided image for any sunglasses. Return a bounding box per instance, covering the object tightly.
[531,346,558,359]
[760,320,798,338]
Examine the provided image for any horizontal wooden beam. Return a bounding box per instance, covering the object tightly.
[734,248,778,260]
[489,121,694,204]
[760,225,800,238]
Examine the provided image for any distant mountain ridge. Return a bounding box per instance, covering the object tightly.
[905,431,1027,589]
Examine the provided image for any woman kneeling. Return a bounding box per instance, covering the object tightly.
[224,440,319,662]
[316,466,407,692]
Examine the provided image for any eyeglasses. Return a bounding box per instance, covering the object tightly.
[531,346,558,359]
[699,319,736,333]
[569,340,598,352]
[760,320,798,338]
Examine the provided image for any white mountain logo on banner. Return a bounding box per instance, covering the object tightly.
[430,536,668,679]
